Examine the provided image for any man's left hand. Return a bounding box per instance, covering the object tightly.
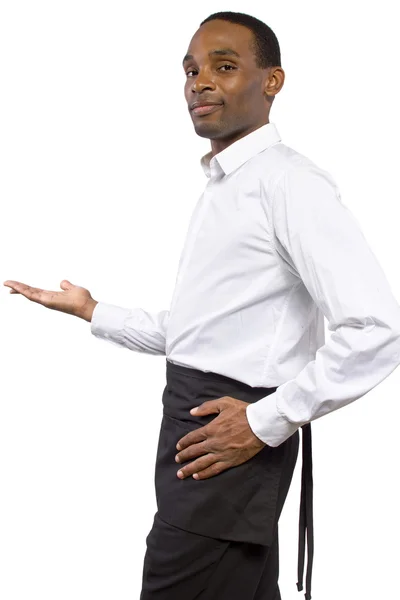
[175,396,266,481]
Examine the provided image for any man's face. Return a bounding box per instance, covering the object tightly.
[183,19,281,151]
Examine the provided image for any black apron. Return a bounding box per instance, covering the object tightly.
[154,359,314,600]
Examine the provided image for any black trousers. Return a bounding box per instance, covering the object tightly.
[140,359,313,600]
[140,513,281,600]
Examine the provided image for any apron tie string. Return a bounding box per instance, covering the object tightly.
[296,422,314,600]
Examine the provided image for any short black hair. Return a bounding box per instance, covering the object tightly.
[200,11,281,70]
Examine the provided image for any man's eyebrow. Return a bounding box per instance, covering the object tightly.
[182,48,241,66]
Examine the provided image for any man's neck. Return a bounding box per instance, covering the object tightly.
[210,119,270,157]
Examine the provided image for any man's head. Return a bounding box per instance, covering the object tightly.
[183,11,284,154]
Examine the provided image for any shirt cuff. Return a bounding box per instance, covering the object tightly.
[90,301,132,346]
[246,388,300,447]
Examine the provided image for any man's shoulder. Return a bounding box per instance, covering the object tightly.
[261,142,323,176]
[258,142,338,193]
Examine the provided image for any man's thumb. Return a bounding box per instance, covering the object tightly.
[60,280,73,290]
[190,401,214,415]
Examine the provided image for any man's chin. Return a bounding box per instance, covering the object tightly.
[192,121,221,139]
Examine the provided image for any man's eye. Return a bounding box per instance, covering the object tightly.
[185,65,236,77]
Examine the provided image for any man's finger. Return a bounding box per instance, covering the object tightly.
[176,426,208,451]
[175,441,208,464]
[191,461,227,480]
[16,286,46,303]
[190,398,227,416]
[4,280,24,289]
[5,281,36,296]
[177,453,216,479]
[4,281,56,306]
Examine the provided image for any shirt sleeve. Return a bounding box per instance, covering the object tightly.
[90,301,169,355]
[246,163,400,447]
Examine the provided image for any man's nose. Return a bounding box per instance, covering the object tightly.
[191,69,216,93]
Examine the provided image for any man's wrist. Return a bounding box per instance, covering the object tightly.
[80,299,98,322]
[246,390,299,447]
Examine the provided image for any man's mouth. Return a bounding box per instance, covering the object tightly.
[191,104,223,116]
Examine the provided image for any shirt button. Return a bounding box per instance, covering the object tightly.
[104,333,110,338]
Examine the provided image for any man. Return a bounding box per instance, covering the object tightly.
[4,10,400,600]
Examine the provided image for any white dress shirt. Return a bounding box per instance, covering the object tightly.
[91,121,400,447]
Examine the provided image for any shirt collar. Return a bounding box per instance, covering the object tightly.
[200,121,281,179]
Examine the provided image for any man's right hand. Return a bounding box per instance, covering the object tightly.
[3,279,98,322]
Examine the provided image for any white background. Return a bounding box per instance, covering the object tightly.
[1,1,399,598]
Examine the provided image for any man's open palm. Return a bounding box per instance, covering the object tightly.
[3,279,96,320]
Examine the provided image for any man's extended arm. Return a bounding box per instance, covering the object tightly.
[2,280,170,356]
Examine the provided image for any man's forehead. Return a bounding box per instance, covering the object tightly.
[185,23,253,62]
